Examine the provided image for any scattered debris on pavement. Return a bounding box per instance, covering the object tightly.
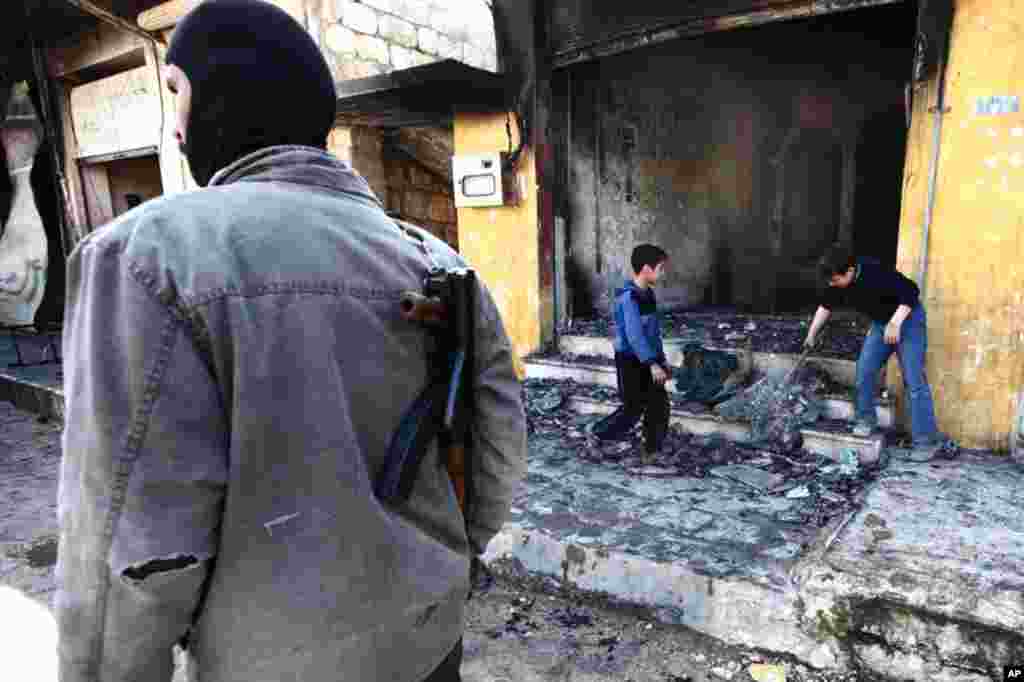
[561,310,868,360]
[466,566,879,682]
[522,377,888,530]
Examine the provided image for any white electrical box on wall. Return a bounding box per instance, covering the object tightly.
[453,152,506,208]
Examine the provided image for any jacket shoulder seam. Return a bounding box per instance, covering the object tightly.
[86,303,180,675]
[126,261,218,379]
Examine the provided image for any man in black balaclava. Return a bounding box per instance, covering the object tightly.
[56,2,525,681]
[165,0,337,186]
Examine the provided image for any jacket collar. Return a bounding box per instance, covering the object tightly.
[621,278,654,301]
[209,145,381,206]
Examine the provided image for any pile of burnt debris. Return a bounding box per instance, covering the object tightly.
[523,377,886,529]
[561,309,869,360]
[714,364,833,451]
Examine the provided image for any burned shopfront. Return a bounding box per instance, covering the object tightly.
[548,1,925,316]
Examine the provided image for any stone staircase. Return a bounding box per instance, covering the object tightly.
[525,334,894,464]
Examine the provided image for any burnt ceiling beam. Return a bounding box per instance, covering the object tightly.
[60,0,160,43]
[550,0,907,69]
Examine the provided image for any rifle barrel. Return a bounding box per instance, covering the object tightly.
[400,291,446,325]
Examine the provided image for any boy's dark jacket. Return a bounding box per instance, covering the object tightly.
[821,257,921,324]
[613,280,666,366]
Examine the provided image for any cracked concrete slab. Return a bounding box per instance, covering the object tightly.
[500,383,1023,679]
[486,434,859,668]
[510,444,824,578]
[793,454,1024,679]
[710,464,785,492]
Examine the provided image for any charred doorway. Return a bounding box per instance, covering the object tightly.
[554,2,920,316]
[853,103,907,267]
[80,152,163,230]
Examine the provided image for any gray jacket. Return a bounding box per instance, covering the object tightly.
[56,146,527,681]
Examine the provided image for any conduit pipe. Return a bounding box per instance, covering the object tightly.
[918,48,949,300]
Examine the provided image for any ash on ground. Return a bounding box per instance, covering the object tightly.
[562,309,868,360]
[523,377,887,530]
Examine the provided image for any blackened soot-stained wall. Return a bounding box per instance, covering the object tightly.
[554,3,917,315]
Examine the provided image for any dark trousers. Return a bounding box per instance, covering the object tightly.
[422,639,463,682]
[593,352,670,453]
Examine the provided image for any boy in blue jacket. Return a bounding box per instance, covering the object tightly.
[591,244,671,464]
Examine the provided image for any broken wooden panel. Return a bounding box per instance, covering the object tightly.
[69,65,161,160]
[48,19,145,78]
[81,162,114,228]
[58,82,90,247]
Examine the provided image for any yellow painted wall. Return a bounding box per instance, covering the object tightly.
[894,0,1024,451]
[454,112,539,380]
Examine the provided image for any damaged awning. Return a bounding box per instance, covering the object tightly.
[548,0,908,68]
[334,59,510,129]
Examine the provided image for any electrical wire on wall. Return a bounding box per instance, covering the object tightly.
[502,75,533,175]
[490,0,532,177]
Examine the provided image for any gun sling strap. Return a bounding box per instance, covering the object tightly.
[382,220,476,525]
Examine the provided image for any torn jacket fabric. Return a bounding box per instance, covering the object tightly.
[56,146,527,682]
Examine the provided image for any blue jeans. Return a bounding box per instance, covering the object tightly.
[856,305,940,445]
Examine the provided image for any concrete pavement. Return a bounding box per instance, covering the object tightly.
[3,331,1022,680]
[484,431,1024,680]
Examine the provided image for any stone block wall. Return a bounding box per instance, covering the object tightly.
[323,0,497,81]
[329,126,457,249]
[311,1,474,251]
[386,159,458,249]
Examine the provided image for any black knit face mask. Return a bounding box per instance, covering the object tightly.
[166,0,336,186]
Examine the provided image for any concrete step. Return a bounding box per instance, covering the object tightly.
[567,393,884,466]
[0,369,64,421]
[559,334,865,387]
[484,449,1024,681]
[526,356,894,428]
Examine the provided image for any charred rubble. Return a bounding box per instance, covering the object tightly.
[523,376,888,530]
[561,310,869,360]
